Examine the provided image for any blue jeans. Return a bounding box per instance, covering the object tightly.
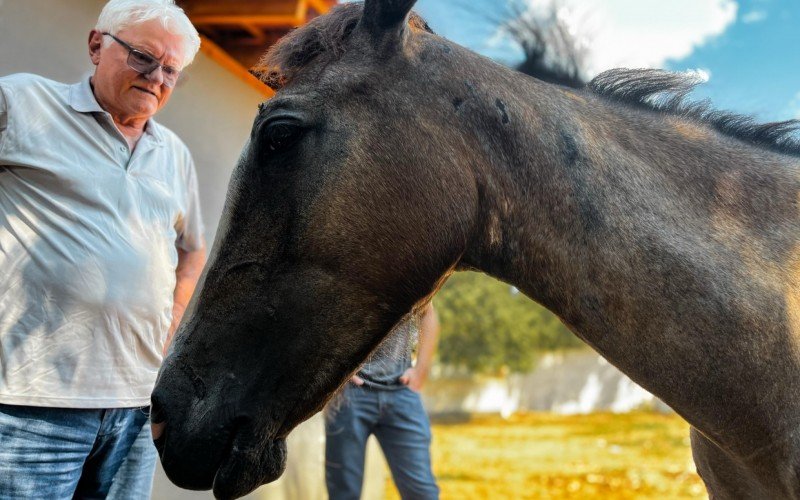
[325,385,439,500]
[0,404,157,500]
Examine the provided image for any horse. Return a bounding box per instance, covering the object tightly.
[150,1,800,498]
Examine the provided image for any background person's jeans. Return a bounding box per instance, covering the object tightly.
[0,403,155,500]
[325,385,439,500]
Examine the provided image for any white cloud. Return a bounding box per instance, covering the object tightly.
[518,0,738,76]
[741,10,768,23]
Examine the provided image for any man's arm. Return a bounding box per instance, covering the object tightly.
[0,85,8,146]
[164,244,206,354]
[400,302,440,392]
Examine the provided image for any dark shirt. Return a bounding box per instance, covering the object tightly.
[358,315,419,390]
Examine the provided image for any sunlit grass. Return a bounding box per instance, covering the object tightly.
[385,412,706,499]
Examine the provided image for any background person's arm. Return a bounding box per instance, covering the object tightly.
[400,302,440,392]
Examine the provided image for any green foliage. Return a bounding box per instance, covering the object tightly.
[434,272,582,374]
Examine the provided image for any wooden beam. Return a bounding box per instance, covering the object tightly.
[191,15,304,27]
[218,43,271,69]
[242,23,266,43]
[180,0,299,17]
[198,35,273,98]
[294,0,308,21]
[307,0,333,16]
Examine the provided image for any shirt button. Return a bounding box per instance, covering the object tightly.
[119,146,126,152]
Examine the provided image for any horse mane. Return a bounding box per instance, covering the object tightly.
[590,68,800,157]
[256,2,432,91]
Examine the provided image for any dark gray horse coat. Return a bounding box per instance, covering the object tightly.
[151,2,800,498]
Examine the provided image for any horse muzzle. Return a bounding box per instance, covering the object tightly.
[151,359,289,499]
[212,433,287,499]
[153,411,287,499]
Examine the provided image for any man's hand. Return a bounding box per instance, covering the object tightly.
[400,303,439,393]
[400,367,425,392]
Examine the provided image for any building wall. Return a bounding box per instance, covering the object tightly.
[0,0,264,242]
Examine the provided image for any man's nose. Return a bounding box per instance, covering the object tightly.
[144,65,165,86]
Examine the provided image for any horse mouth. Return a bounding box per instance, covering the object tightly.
[212,436,287,499]
[157,422,287,499]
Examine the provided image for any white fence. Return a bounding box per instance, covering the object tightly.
[423,350,671,416]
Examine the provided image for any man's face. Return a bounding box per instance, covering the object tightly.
[89,19,186,120]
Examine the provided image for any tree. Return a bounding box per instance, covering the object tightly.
[458,0,589,88]
[505,0,588,88]
[435,272,582,374]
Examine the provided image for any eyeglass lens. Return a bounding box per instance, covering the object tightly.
[127,50,180,87]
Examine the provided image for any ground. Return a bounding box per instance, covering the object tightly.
[385,411,706,499]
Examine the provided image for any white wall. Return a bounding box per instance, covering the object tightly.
[0,0,264,241]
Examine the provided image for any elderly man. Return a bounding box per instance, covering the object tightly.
[0,0,205,497]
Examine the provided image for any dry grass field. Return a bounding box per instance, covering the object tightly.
[386,412,706,499]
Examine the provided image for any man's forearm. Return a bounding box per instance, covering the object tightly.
[166,245,206,350]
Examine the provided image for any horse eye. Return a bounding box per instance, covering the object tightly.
[265,121,302,152]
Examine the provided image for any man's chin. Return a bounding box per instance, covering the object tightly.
[126,91,159,115]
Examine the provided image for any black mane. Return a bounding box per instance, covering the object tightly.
[590,68,800,157]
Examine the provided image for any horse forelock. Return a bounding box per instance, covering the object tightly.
[255,2,432,91]
[590,68,800,157]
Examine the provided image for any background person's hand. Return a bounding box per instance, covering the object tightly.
[350,374,365,386]
[400,367,425,392]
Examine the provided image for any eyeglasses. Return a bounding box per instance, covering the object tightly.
[102,32,182,88]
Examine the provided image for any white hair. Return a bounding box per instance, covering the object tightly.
[95,0,201,69]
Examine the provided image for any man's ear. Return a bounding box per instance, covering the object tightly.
[88,29,104,66]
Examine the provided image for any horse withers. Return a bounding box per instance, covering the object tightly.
[151,1,800,498]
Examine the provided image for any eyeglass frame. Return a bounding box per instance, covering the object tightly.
[102,32,182,88]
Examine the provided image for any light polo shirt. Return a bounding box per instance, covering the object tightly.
[0,73,205,408]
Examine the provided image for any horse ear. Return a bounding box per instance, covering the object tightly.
[359,0,418,42]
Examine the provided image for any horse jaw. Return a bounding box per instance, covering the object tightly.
[212,436,287,500]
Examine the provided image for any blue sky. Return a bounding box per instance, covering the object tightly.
[411,0,800,122]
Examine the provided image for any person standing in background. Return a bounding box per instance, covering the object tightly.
[325,303,441,500]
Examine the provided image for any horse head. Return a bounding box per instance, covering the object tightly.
[151,2,484,497]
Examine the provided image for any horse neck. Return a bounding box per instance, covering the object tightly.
[456,67,800,457]
[457,74,648,314]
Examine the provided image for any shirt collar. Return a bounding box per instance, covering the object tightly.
[68,77,104,114]
[68,77,164,144]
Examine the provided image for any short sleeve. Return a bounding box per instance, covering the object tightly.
[0,85,8,153]
[176,153,206,252]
